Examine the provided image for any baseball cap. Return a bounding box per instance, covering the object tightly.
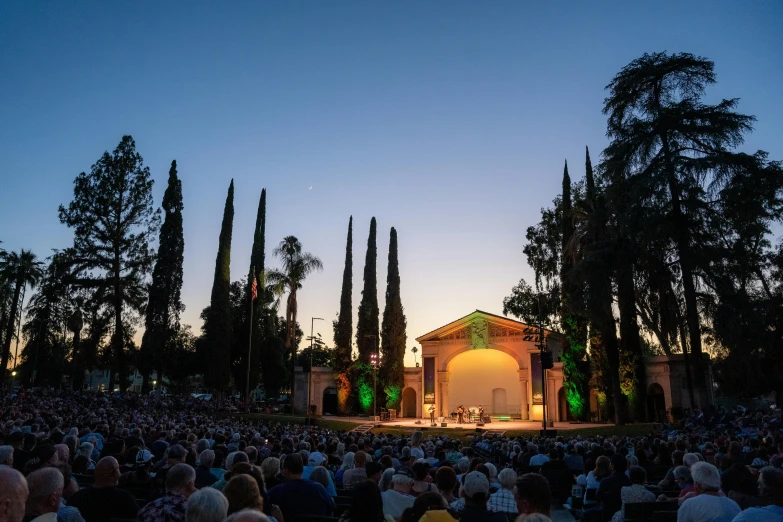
[136,450,154,465]
[462,471,490,499]
[30,445,56,466]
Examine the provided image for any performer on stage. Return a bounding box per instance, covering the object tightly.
[478,405,485,422]
[429,405,436,424]
[457,405,464,424]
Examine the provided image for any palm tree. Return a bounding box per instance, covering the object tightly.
[267,236,323,412]
[0,249,44,391]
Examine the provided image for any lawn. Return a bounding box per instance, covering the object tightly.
[504,423,657,438]
[233,413,363,432]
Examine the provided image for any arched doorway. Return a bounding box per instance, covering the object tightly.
[322,387,338,415]
[558,387,575,422]
[492,388,507,414]
[647,383,666,422]
[402,387,417,418]
[447,348,521,417]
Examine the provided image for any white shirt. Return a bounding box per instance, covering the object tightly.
[732,505,783,522]
[678,494,741,522]
[382,489,415,519]
[411,446,425,459]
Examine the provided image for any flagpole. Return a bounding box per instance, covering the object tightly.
[246,266,254,411]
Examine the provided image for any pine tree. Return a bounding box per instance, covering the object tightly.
[204,180,234,392]
[356,217,379,364]
[380,227,406,410]
[59,136,159,391]
[140,160,184,398]
[334,216,353,372]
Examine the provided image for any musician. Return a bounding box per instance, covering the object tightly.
[428,405,436,424]
[457,405,464,424]
[478,405,485,422]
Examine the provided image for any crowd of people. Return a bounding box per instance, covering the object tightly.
[1,388,782,522]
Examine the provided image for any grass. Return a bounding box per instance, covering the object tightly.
[505,423,657,438]
[233,413,363,432]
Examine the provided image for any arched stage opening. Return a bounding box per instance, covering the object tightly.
[322,387,338,415]
[647,383,666,422]
[402,387,417,418]
[448,348,521,416]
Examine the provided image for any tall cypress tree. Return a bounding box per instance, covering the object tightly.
[204,180,234,392]
[380,227,406,410]
[140,160,185,398]
[334,216,353,372]
[239,189,266,396]
[356,217,379,364]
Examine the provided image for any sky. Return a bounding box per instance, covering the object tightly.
[1,1,782,367]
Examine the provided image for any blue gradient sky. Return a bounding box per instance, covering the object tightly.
[1,1,781,365]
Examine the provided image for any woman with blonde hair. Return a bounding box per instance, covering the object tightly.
[260,457,281,490]
[224,474,264,515]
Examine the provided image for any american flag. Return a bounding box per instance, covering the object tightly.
[251,277,258,301]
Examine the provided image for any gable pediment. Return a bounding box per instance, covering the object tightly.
[416,310,550,347]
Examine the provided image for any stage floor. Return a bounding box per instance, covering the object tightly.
[330,416,610,432]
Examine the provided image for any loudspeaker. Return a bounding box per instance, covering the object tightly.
[441,422,448,427]
[476,422,485,427]
[539,429,558,437]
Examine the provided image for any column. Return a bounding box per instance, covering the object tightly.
[547,377,557,424]
[518,370,529,420]
[438,371,450,419]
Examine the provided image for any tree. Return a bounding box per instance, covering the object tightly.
[267,236,323,412]
[559,160,590,420]
[333,216,353,413]
[140,160,184,400]
[356,217,379,365]
[239,189,266,397]
[333,216,353,372]
[380,227,406,410]
[203,180,234,392]
[59,136,159,391]
[0,249,44,391]
[602,52,757,406]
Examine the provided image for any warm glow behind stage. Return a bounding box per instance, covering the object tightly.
[448,348,521,416]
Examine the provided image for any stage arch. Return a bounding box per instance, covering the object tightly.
[322,387,338,415]
[447,348,521,417]
[402,387,417,418]
[647,383,666,422]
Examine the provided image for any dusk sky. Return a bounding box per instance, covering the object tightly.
[1,1,781,366]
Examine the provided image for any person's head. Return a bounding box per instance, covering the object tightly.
[186,487,229,522]
[627,466,646,486]
[758,467,783,507]
[309,466,330,489]
[391,473,414,494]
[365,461,384,484]
[461,471,490,506]
[354,450,367,468]
[691,462,722,494]
[223,475,263,515]
[167,463,197,498]
[53,444,69,465]
[222,509,270,522]
[25,468,64,516]
[673,465,692,487]
[514,473,551,517]
[412,461,430,481]
[402,492,446,522]
[260,457,279,481]
[594,455,610,477]
[196,439,211,454]
[0,447,13,467]
[683,453,700,468]
[515,514,553,522]
[0,466,29,522]
[341,452,355,470]
[282,453,303,479]
[435,466,457,495]
[498,468,517,491]
[199,450,215,469]
[346,480,385,520]
[94,456,121,488]
[457,457,470,474]
[411,432,423,447]
[380,468,396,491]
[610,454,627,475]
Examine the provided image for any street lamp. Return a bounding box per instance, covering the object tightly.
[308,317,324,424]
[11,371,17,392]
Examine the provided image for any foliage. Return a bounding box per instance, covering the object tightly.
[59,135,160,391]
[380,227,406,410]
[203,180,234,391]
[356,217,379,364]
[333,216,353,375]
[140,160,184,397]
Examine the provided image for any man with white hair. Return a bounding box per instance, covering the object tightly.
[136,463,196,522]
[195,450,218,488]
[0,466,29,522]
[185,487,227,522]
[381,473,415,519]
[0,446,14,467]
[24,467,65,522]
[678,462,740,522]
[488,468,518,514]
[222,509,270,522]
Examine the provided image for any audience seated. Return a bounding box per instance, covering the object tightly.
[66,457,139,522]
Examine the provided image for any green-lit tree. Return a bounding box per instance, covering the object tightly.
[140,160,184,400]
[380,227,406,410]
[203,180,234,393]
[356,217,379,365]
[59,136,159,391]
